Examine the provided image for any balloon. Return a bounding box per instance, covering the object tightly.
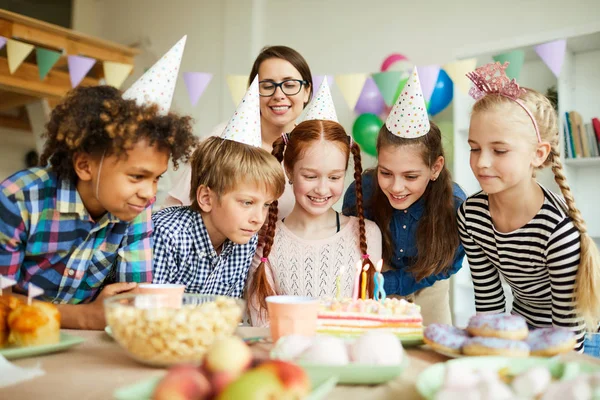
[352,113,382,156]
[380,53,409,72]
[428,69,453,116]
[354,77,385,115]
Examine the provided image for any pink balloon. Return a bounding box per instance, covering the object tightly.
[380,53,409,72]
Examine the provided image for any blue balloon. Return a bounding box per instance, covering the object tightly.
[428,69,453,116]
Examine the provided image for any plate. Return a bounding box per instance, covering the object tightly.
[416,356,600,400]
[0,332,85,360]
[113,373,339,400]
[299,356,410,385]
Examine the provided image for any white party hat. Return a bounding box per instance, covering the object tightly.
[385,67,430,138]
[220,76,262,147]
[122,35,187,115]
[299,77,338,122]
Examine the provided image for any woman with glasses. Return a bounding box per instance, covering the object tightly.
[165,45,313,219]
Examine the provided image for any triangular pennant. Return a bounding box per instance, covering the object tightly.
[7,39,34,74]
[36,47,62,80]
[183,72,212,107]
[299,77,338,123]
[312,75,333,96]
[385,67,430,139]
[68,55,96,88]
[534,39,566,78]
[372,71,405,106]
[28,283,44,299]
[221,76,261,147]
[335,73,367,110]
[0,36,7,51]
[493,50,525,80]
[103,61,134,89]
[443,58,477,95]
[123,35,186,115]
[416,65,441,103]
[226,75,248,106]
[0,275,17,290]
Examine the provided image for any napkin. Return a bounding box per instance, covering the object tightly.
[0,354,45,387]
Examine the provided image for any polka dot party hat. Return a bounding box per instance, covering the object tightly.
[385,67,430,138]
[299,77,338,123]
[123,35,186,116]
[220,76,262,147]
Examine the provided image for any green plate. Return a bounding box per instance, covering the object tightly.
[0,332,85,360]
[114,373,339,400]
[416,356,600,400]
[300,355,410,385]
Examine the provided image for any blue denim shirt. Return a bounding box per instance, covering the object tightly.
[343,171,467,296]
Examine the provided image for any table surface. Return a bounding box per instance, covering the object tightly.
[4,327,599,400]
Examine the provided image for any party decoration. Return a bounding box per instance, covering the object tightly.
[443,58,477,95]
[352,113,382,156]
[355,77,386,115]
[335,73,367,110]
[68,55,96,88]
[299,77,338,122]
[312,75,333,96]
[123,35,187,115]
[360,264,369,300]
[534,39,566,77]
[103,61,134,89]
[36,47,61,80]
[385,67,430,138]
[183,72,212,106]
[0,276,16,296]
[221,76,261,147]
[428,69,453,116]
[27,283,44,306]
[380,53,410,72]
[352,260,361,301]
[416,65,441,102]
[226,75,248,105]
[493,50,525,80]
[7,39,34,74]
[372,71,406,107]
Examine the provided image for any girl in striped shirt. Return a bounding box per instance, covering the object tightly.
[457,62,600,352]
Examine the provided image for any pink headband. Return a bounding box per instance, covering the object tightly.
[466,62,541,143]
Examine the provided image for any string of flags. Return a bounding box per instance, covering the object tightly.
[0,35,567,111]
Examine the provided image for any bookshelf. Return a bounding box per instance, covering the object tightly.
[449,26,600,327]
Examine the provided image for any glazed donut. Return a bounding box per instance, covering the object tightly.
[423,323,470,354]
[462,336,530,357]
[467,313,528,340]
[526,327,576,356]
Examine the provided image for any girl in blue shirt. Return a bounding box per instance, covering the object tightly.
[343,68,466,324]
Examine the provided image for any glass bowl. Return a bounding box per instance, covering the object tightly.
[104,293,244,367]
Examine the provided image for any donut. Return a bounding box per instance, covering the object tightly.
[467,314,528,340]
[423,323,470,354]
[462,336,530,357]
[526,327,576,356]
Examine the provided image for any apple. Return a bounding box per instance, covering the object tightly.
[152,364,211,400]
[204,336,252,375]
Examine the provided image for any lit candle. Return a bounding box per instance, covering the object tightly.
[360,264,370,300]
[352,260,361,301]
[336,265,346,300]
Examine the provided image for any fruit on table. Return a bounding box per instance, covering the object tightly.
[203,336,253,392]
[152,364,211,400]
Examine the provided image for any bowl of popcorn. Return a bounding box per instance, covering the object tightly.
[104,293,244,367]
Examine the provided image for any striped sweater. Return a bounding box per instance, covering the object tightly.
[457,186,585,351]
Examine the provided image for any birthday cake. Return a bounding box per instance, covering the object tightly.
[316,297,423,340]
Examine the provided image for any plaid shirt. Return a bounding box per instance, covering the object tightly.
[152,206,257,298]
[0,167,153,304]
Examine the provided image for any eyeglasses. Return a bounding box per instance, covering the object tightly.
[258,79,308,97]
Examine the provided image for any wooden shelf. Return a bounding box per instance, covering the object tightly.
[564,157,600,167]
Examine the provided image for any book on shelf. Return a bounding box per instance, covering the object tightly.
[564,111,600,159]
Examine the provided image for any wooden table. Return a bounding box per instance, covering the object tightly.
[4,328,600,399]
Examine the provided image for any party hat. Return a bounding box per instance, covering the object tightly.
[299,77,338,122]
[123,35,187,115]
[385,67,430,138]
[220,76,262,147]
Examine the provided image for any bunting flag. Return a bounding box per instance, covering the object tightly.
[334,73,367,110]
[0,36,6,51]
[372,71,406,106]
[312,75,333,95]
[68,55,96,88]
[226,75,248,105]
[103,61,134,89]
[534,39,566,77]
[493,50,525,80]
[36,47,62,80]
[27,283,44,305]
[443,58,477,95]
[7,39,34,74]
[416,65,441,102]
[183,72,212,107]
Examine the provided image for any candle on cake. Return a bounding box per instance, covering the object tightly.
[360,263,370,300]
[352,260,361,301]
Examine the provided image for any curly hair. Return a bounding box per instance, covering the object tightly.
[39,85,197,180]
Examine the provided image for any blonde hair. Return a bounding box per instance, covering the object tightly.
[189,137,285,210]
[473,90,600,329]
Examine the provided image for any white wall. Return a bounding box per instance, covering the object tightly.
[0,129,37,181]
